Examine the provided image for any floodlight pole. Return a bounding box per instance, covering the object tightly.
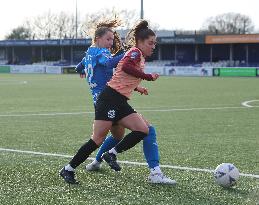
[75,0,78,39]
[140,0,144,19]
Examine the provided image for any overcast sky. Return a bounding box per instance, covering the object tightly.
[0,0,259,40]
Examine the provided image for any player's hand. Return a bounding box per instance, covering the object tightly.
[136,87,148,95]
[80,73,86,78]
[151,73,159,81]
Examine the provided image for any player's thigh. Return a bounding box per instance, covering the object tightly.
[110,124,125,140]
[91,120,113,145]
[118,113,149,134]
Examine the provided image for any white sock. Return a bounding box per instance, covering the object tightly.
[109,148,118,155]
[150,166,162,174]
[93,159,101,164]
[65,164,75,172]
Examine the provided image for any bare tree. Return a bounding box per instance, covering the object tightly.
[117,9,139,29]
[53,12,76,39]
[24,11,77,39]
[5,26,31,40]
[26,11,56,39]
[8,9,139,40]
[202,12,254,34]
[80,8,138,38]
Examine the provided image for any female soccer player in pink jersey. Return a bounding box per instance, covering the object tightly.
[60,20,176,185]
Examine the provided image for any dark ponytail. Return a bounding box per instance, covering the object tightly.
[125,20,155,48]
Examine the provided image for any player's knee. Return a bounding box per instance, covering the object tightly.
[111,126,125,141]
[91,135,105,146]
[139,125,149,135]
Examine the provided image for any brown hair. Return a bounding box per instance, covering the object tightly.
[93,19,121,43]
[91,19,123,54]
[125,20,155,48]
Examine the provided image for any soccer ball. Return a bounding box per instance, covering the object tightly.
[214,163,239,188]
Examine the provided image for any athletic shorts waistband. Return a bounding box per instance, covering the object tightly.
[104,86,128,101]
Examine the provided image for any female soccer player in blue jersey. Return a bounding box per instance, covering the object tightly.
[60,19,176,185]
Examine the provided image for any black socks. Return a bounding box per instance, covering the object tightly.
[69,131,147,168]
[115,131,147,153]
[69,139,99,169]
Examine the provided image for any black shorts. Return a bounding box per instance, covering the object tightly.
[95,86,136,122]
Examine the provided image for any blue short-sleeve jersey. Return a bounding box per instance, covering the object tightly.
[78,46,124,104]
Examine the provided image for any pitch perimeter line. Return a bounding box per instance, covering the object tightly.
[0,148,258,179]
[0,105,258,117]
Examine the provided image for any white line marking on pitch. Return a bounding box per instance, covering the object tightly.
[0,106,256,117]
[0,148,258,179]
[0,80,28,85]
[0,111,94,117]
[242,100,259,108]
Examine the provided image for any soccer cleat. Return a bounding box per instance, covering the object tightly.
[101,152,121,171]
[59,167,79,184]
[148,172,177,185]
[85,160,101,171]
